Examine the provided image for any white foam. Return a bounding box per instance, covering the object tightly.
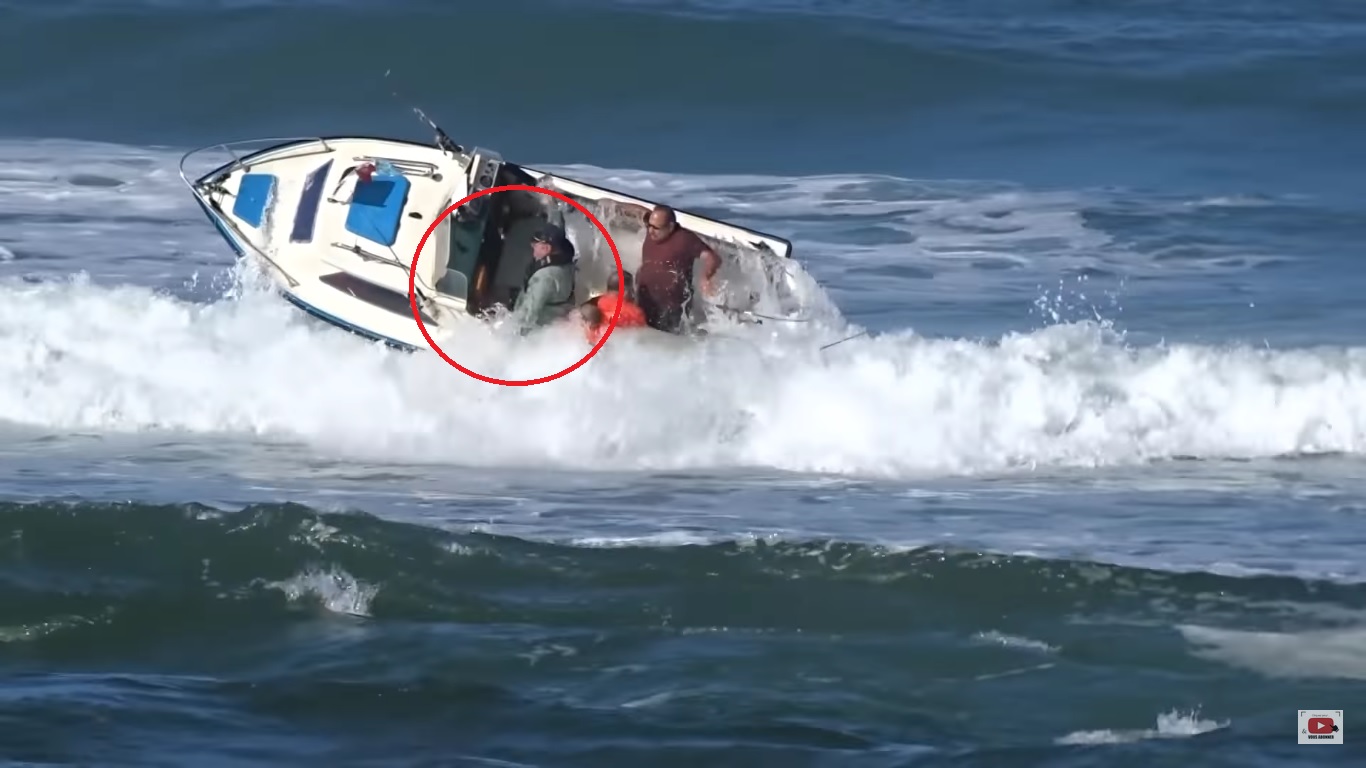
[1178,623,1366,681]
[971,630,1059,655]
[265,566,377,617]
[5,232,1366,480]
[1055,708,1228,745]
[542,163,1272,291]
[0,138,231,285]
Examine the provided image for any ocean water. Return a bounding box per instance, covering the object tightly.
[2,0,1365,765]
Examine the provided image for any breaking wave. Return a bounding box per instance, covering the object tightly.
[3,260,1365,480]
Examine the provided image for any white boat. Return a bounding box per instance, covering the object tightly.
[177,120,802,352]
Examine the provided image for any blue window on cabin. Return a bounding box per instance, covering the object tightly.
[290,159,333,243]
[344,173,411,247]
[233,173,276,228]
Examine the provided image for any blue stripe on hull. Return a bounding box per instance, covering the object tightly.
[279,291,419,352]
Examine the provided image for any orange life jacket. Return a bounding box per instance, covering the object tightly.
[585,291,647,343]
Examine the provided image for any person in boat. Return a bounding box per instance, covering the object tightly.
[596,201,720,334]
[579,269,647,343]
[509,223,576,332]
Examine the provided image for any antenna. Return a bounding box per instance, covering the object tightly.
[382,69,463,156]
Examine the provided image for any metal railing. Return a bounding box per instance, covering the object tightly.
[330,241,408,270]
[350,155,441,178]
[177,136,335,191]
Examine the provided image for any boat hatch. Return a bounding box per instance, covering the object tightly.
[233,173,276,228]
[344,171,411,246]
[319,271,436,326]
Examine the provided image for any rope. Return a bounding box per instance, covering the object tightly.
[705,302,817,324]
[819,330,869,351]
[700,301,871,354]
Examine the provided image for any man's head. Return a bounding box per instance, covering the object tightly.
[645,205,678,243]
[606,269,636,301]
[530,223,568,261]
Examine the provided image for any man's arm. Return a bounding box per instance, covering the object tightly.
[698,242,721,297]
[701,248,720,278]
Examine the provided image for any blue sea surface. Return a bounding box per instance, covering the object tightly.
[1,0,1364,765]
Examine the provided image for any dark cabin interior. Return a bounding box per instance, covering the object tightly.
[464,163,580,315]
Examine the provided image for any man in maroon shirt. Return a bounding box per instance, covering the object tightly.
[617,204,720,333]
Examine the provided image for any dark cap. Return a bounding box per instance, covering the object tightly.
[531,224,566,244]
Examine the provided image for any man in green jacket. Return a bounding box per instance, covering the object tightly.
[510,223,576,332]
